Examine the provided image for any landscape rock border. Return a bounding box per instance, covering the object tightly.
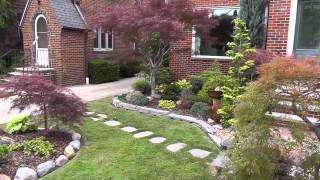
[13,132,82,180]
[112,97,228,149]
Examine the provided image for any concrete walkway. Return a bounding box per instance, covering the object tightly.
[0,77,135,124]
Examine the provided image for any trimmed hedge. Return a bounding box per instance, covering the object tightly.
[89,59,120,84]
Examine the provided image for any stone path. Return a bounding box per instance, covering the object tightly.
[166,143,187,153]
[87,111,225,172]
[121,126,138,133]
[149,137,166,144]
[133,131,154,138]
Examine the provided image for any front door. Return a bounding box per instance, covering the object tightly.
[35,15,49,67]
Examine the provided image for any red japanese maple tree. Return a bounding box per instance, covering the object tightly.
[1,75,87,130]
[89,0,216,97]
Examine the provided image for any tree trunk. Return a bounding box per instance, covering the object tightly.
[43,104,48,130]
[300,115,320,140]
[315,164,319,180]
[150,66,157,98]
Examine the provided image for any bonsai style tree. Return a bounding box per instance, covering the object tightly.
[89,0,215,97]
[2,75,87,130]
[227,58,320,179]
[0,0,16,28]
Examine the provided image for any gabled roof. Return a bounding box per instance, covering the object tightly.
[49,0,86,30]
[20,0,87,30]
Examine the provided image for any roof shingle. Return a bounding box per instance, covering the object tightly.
[49,0,86,30]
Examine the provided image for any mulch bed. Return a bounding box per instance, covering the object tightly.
[0,129,72,178]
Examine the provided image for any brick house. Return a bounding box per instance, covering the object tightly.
[170,0,320,79]
[18,0,320,85]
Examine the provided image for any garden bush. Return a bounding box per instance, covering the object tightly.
[6,115,37,134]
[175,79,192,89]
[9,137,54,158]
[132,94,149,106]
[126,91,143,102]
[190,102,209,118]
[160,83,181,101]
[189,75,204,93]
[0,145,9,159]
[180,89,198,102]
[89,59,120,84]
[119,61,142,78]
[131,80,151,94]
[158,100,176,110]
[157,66,171,85]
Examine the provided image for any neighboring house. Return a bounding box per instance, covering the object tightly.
[17,0,320,85]
[18,0,130,86]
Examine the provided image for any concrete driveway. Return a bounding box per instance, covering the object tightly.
[0,77,135,124]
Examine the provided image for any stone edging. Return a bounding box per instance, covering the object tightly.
[13,131,82,180]
[112,97,226,149]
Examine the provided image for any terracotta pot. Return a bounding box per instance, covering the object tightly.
[208,89,223,100]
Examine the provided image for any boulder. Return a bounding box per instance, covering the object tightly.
[69,140,81,151]
[0,136,14,145]
[36,160,55,177]
[71,133,81,141]
[64,145,76,159]
[211,153,230,169]
[55,155,69,167]
[14,167,37,180]
[0,174,11,180]
[221,138,234,149]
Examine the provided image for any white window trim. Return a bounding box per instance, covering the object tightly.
[286,0,298,56]
[93,27,114,52]
[191,6,239,60]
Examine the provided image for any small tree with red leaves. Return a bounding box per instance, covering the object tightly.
[89,0,216,97]
[2,75,87,130]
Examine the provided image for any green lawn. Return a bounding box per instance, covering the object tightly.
[41,98,219,180]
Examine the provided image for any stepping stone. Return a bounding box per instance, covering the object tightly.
[133,131,153,138]
[211,153,230,168]
[149,137,166,144]
[121,126,138,133]
[85,112,95,116]
[97,114,107,119]
[188,149,211,159]
[91,117,102,121]
[104,120,121,127]
[166,143,187,153]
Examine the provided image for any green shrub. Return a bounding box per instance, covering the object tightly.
[161,83,181,101]
[118,93,127,102]
[180,89,198,102]
[175,79,192,89]
[0,145,9,159]
[189,76,204,93]
[190,102,209,118]
[132,95,149,106]
[156,66,171,85]
[131,80,151,94]
[6,115,37,134]
[9,137,54,158]
[158,100,176,110]
[119,61,142,78]
[89,59,120,84]
[126,91,143,102]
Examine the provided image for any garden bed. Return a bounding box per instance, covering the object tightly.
[0,129,72,178]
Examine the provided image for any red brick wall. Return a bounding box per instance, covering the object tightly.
[61,29,86,86]
[169,0,238,80]
[265,0,291,56]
